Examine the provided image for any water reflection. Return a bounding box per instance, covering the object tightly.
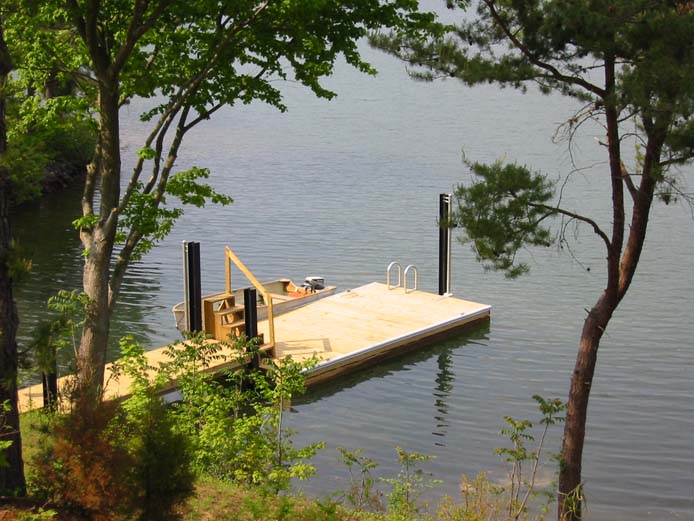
[288,325,492,499]
[432,349,454,445]
[13,183,84,349]
[294,325,489,407]
[12,182,170,380]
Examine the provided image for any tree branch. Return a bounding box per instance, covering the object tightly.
[482,0,606,98]
[530,202,612,252]
[600,54,626,297]
[618,112,670,298]
[111,0,173,76]
[620,161,638,202]
[117,88,183,215]
[109,105,191,308]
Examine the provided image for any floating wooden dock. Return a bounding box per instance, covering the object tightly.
[18,283,490,412]
[268,282,490,386]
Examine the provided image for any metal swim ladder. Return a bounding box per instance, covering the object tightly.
[386,262,418,293]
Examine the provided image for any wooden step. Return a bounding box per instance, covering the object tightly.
[215,305,244,317]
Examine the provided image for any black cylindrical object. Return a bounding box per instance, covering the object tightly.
[185,241,202,332]
[244,288,260,369]
[42,371,57,410]
[438,193,452,295]
[243,288,258,340]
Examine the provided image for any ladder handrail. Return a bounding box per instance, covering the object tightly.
[404,265,418,293]
[225,246,275,352]
[386,261,402,289]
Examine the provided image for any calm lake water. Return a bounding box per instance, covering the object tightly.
[13,40,694,520]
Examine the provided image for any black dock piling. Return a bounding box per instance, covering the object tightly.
[42,371,57,410]
[183,241,202,332]
[244,288,260,369]
[438,193,452,296]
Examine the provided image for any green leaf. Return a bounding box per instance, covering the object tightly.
[166,167,233,208]
[137,146,156,160]
[72,214,99,230]
[453,161,556,278]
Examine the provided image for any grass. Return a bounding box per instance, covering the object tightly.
[177,476,349,521]
[1,477,350,521]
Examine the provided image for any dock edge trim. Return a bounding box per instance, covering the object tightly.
[306,305,491,375]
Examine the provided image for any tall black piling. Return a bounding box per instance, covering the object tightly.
[243,287,260,369]
[183,241,202,332]
[438,193,452,296]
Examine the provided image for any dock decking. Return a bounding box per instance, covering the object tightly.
[18,282,490,412]
[268,282,490,385]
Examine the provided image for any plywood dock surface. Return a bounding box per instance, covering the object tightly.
[18,283,490,412]
[267,282,490,385]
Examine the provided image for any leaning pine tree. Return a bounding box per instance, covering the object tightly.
[372,1,694,519]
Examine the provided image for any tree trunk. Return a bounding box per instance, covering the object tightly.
[0,15,26,496]
[0,168,26,496]
[557,293,617,520]
[76,82,121,398]
[76,237,113,397]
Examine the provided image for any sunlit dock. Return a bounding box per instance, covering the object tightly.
[269,282,490,386]
[18,282,490,412]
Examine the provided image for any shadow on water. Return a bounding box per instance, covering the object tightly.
[13,183,84,347]
[12,182,168,381]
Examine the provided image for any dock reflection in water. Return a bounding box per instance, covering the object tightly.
[289,325,492,499]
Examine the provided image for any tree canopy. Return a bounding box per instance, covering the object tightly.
[7,0,433,395]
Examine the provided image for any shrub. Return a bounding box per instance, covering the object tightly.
[162,333,323,492]
[31,396,136,520]
[31,338,195,521]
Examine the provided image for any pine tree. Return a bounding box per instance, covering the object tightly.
[373,2,694,519]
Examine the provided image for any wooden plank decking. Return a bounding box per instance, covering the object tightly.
[18,282,490,412]
[266,282,490,385]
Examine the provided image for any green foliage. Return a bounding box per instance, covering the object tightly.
[437,473,506,521]
[71,214,99,232]
[117,183,183,259]
[10,94,96,169]
[32,337,195,521]
[379,448,441,520]
[374,1,694,269]
[44,290,88,361]
[115,167,232,260]
[337,447,384,513]
[0,138,46,203]
[2,85,96,203]
[7,239,32,282]
[8,0,435,289]
[147,333,322,493]
[0,400,13,468]
[16,508,57,521]
[121,389,195,519]
[181,475,350,521]
[492,396,566,521]
[453,162,556,278]
[166,167,233,207]
[374,4,694,519]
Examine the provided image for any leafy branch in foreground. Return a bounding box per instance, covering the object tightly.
[436,396,566,521]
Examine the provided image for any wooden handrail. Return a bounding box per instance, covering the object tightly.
[224,246,275,353]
